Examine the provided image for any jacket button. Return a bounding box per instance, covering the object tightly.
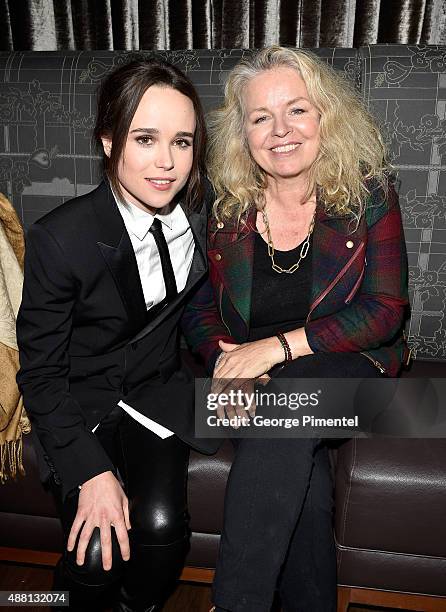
[215,253,222,261]
[346,240,354,249]
[217,221,224,229]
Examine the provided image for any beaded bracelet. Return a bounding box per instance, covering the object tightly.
[276,332,292,362]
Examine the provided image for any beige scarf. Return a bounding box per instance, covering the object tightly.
[0,193,31,482]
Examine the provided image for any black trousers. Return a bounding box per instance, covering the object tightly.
[212,352,381,612]
[50,407,190,612]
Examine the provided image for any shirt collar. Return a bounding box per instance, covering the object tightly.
[111,187,175,241]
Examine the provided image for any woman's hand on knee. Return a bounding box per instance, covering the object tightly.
[67,470,131,571]
[214,338,283,382]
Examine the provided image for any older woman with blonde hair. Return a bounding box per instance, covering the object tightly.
[183,46,409,612]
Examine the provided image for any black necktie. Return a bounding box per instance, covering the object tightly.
[149,217,178,302]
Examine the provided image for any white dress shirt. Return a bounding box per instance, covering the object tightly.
[115,195,195,309]
[92,192,195,438]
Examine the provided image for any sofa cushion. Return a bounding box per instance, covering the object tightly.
[335,437,446,594]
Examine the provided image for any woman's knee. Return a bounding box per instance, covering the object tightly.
[63,527,124,587]
[129,499,189,545]
[233,437,317,468]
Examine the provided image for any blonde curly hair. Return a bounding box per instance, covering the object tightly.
[207,46,390,224]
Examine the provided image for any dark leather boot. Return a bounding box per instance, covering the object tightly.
[51,556,116,611]
[113,535,189,612]
[113,600,161,612]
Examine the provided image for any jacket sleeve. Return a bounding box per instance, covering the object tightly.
[305,184,409,353]
[182,274,234,375]
[16,223,114,499]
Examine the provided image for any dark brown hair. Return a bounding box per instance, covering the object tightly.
[93,57,207,212]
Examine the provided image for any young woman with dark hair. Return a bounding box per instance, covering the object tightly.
[93,58,207,212]
[16,58,213,612]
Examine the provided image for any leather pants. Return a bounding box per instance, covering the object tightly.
[50,407,190,612]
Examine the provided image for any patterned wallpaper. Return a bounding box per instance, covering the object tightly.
[0,46,444,361]
[0,48,357,226]
[360,45,446,361]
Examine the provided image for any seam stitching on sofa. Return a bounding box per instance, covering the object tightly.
[339,438,357,572]
[336,541,446,562]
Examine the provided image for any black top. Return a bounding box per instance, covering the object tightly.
[247,231,312,342]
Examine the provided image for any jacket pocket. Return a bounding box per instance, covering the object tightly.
[219,284,232,335]
[68,370,88,383]
[159,353,181,382]
[307,240,366,321]
[360,351,387,374]
[345,264,366,304]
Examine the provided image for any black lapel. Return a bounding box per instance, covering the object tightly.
[91,182,147,331]
[186,175,213,270]
[184,198,207,276]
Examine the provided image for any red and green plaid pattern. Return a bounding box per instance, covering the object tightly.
[182,180,409,376]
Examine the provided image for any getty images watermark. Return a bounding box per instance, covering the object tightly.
[195,378,446,438]
[206,388,359,430]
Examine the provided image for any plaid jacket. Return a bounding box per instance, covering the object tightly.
[182,180,409,377]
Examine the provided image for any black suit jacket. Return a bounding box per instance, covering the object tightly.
[17,180,216,499]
